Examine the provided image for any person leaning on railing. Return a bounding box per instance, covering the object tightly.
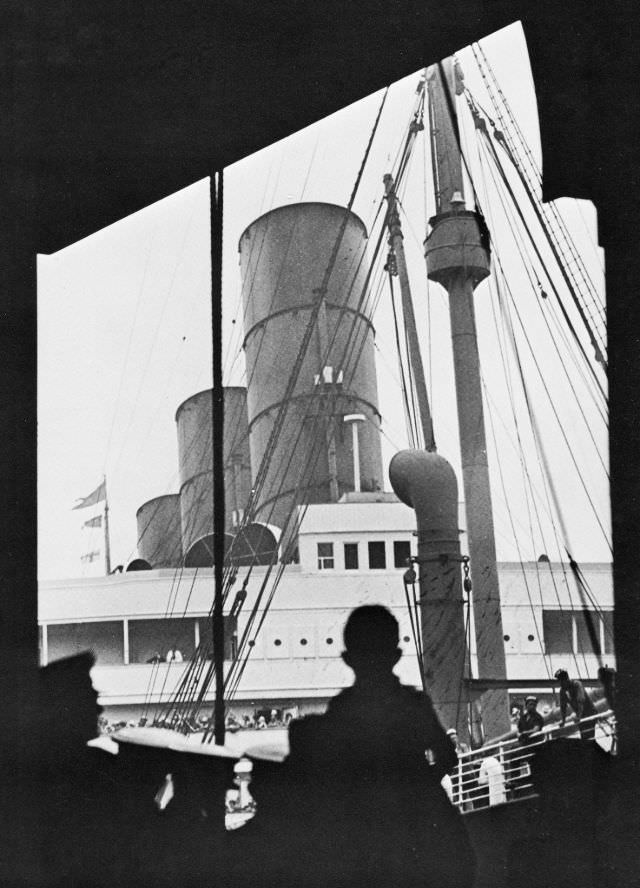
[517,696,544,744]
[554,669,597,739]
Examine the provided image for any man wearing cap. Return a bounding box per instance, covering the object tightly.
[267,605,476,888]
[446,728,471,810]
[517,696,545,744]
[446,727,470,757]
[555,669,597,739]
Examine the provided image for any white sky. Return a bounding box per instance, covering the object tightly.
[38,22,609,581]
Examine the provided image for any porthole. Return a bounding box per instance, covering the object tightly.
[403,635,411,643]
[326,637,334,645]
[503,634,510,642]
[300,638,308,646]
[527,634,535,642]
[248,640,255,647]
[274,639,282,646]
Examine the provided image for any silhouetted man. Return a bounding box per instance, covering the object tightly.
[518,695,545,744]
[278,605,476,888]
[555,669,597,739]
[37,652,125,886]
[597,664,616,711]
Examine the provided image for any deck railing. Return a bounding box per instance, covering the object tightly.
[449,710,616,815]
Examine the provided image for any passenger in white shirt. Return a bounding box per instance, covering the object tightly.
[477,755,507,806]
[166,648,184,663]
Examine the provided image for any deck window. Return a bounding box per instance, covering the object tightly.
[543,609,613,657]
[47,620,124,665]
[602,611,614,655]
[197,616,237,661]
[344,543,359,570]
[128,617,197,664]
[575,610,602,655]
[368,541,386,569]
[393,540,411,568]
[317,542,334,570]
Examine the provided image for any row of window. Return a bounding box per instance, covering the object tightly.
[317,540,411,570]
[39,615,418,667]
[542,609,614,656]
[39,616,236,667]
[40,607,613,666]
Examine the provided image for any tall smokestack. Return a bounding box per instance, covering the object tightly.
[238,202,383,535]
[136,494,182,568]
[175,387,251,563]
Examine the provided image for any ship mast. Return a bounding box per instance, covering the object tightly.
[383,173,436,451]
[424,59,510,738]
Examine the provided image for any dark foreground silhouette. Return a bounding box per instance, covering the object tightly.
[233,606,476,888]
[36,652,124,886]
[35,652,233,887]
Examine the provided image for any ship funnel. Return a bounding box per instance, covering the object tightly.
[238,202,384,537]
[389,449,470,740]
[136,494,182,568]
[175,387,252,561]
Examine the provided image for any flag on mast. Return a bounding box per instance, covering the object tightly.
[73,478,111,576]
[73,480,106,510]
[83,514,103,529]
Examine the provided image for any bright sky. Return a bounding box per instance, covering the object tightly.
[38,22,609,581]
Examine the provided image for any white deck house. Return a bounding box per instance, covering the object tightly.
[39,499,613,724]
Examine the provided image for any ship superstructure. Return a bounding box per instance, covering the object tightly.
[39,50,610,749]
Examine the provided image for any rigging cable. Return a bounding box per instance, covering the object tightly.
[387,268,420,448]
[471,42,607,364]
[465,90,607,396]
[436,59,606,404]
[491,265,607,671]
[472,125,609,470]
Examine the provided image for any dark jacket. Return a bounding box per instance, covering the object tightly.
[518,709,545,742]
[271,676,475,888]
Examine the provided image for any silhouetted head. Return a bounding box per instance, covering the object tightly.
[525,695,538,710]
[554,669,569,685]
[39,652,102,762]
[342,605,401,680]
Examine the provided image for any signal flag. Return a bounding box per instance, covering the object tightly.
[73,480,106,510]
[83,514,103,529]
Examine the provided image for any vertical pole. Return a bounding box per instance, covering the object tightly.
[344,413,365,492]
[316,291,339,501]
[425,58,510,739]
[211,172,226,747]
[352,421,360,492]
[123,617,129,665]
[103,475,111,575]
[448,272,509,737]
[231,456,242,527]
[383,174,436,451]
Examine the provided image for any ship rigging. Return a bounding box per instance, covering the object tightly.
[122,50,609,747]
[38,29,610,759]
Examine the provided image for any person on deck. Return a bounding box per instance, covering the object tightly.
[597,664,616,711]
[166,647,183,663]
[477,754,507,806]
[256,605,476,888]
[446,728,471,809]
[517,695,545,744]
[555,669,597,739]
[446,727,470,757]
